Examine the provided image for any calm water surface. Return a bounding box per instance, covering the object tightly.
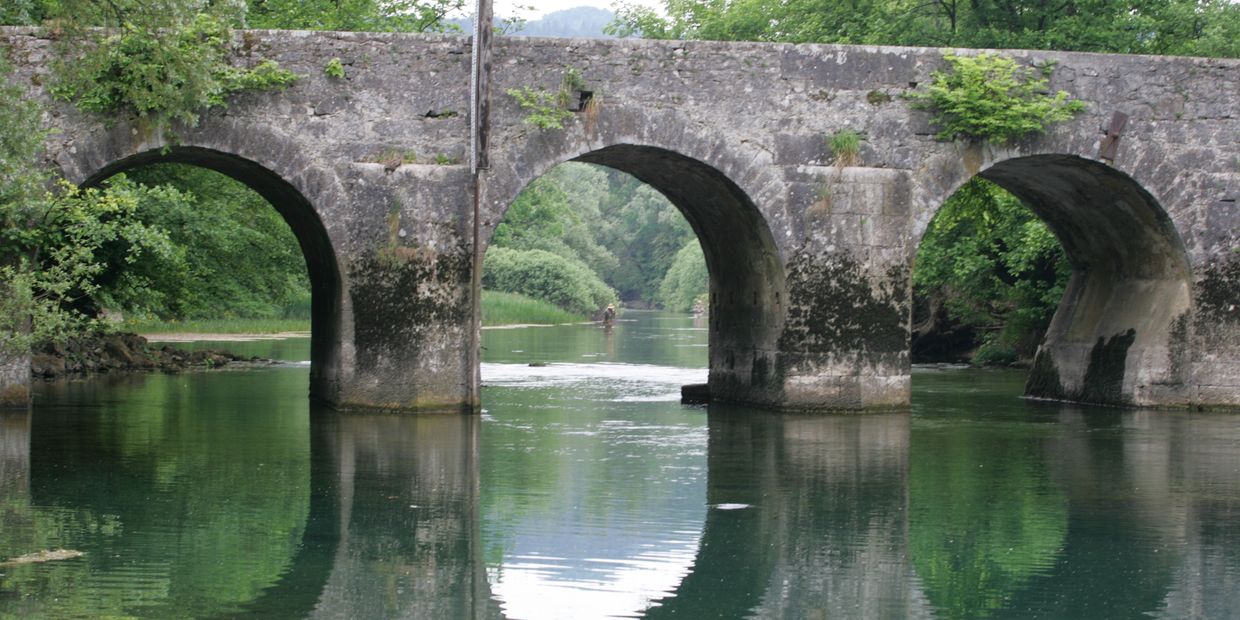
[2,312,1239,618]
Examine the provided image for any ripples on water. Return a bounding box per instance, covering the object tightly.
[3,314,1240,619]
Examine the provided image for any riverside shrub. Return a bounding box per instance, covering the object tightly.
[483,247,617,316]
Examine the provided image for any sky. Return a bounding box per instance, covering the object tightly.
[490,0,664,19]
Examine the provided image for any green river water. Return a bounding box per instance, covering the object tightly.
[2,311,1238,618]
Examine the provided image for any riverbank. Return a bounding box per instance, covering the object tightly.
[142,332,309,343]
[30,333,266,379]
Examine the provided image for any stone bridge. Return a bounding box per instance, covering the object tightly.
[3,27,1238,411]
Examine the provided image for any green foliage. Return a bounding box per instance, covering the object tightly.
[245,0,465,33]
[323,57,346,79]
[506,66,589,130]
[1,179,175,360]
[914,178,1070,363]
[828,129,863,166]
[907,54,1086,144]
[506,86,575,130]
[1,60,170,360]
[481,290,584,326]
[657,241,708,312]
[607,0,1240,58]
[493,166,618,278]
[51,13,297,132]
[434,153,459,165]
[483,247,617,316]
[492,162,699,308]
[103,164,311,321]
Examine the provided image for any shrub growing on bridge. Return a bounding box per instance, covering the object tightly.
[483,247,617,316]
[52,13,297,133]
[908,54,1085,144]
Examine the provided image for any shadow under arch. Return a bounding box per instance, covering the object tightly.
[925,154,1193,406]
[82,146,343,403]
[497,144,788,404]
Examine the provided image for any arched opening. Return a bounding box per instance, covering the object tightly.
[82,146,342,403]
[915,154,1192,406]
[566,145,787,403]
[481,144,786,403]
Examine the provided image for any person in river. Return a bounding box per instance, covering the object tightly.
[602,304,616,327]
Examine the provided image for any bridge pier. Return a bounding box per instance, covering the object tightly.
[330,164,479,412]
[0,354,30,409]
[771,167,913,409]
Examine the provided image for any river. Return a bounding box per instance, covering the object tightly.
[2,311,1238,618]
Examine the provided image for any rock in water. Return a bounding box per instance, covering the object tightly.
[0,549,85,567]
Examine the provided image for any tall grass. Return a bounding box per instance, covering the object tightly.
[126,318,310,334]
[483,290,584,326]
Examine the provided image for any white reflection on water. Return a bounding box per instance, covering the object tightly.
[482,360,709,619]
[482,362,708,402]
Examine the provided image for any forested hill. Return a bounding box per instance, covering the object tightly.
[453,6,616,39]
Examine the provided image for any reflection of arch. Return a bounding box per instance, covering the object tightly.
[485,141,788,405]
[80,146,345,403]
[919,154,1193,406]
[647,407,925,617]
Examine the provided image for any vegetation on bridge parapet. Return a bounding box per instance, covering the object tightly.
[507,66,591,130]
[906,54,1086,144]
[51,13,298,138]
[323,57,346,79]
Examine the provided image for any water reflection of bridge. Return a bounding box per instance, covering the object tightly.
[6,408,1240,617]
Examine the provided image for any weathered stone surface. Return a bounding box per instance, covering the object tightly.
[0,354,30,409]
[2,27,1237,410]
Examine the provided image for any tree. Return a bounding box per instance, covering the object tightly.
[913,179,1069,363]
[608,0,1240,58]
[245,0,465,33]
[96,164,311,321]
[657,240,708,312]
[1,61,171,370]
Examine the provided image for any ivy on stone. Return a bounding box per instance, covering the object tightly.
[907,53,1086,144]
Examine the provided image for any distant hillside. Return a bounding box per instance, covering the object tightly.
[453,6,616,39]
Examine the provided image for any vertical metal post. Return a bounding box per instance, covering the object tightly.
[470,0,492,175]
[467,0,493,411]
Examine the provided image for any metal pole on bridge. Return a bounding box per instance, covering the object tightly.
[468,0,493,411]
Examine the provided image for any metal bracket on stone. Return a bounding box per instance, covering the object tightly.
[1098,111,1128,165]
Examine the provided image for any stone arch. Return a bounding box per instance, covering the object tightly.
[915,153,1193,406]
[77,145,347,404]
[483,135,789,405]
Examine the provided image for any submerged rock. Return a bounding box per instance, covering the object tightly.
[31,333,260,379]
[0,549,85,567]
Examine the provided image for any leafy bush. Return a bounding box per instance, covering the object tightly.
[506,66,588,130]
[657,241,708,312]
[506,86,575,130]
[907,53,1085,144]
[483,247,617,315]
[324,58,346,79]
[103,164,310,321]
[53,13,298,130]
